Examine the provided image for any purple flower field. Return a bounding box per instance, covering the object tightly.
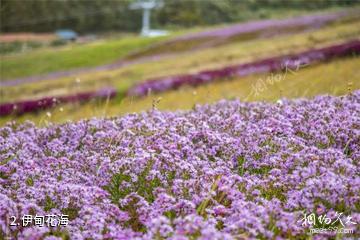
[1,90,359,239]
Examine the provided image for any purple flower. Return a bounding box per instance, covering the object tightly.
[1,91,359,239]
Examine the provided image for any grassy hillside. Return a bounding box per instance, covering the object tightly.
[1,7,359,81]
[2,16,360,104]
[1,8,359,127]
[2,56,359,126]
[0,35,168,80]
[2,5,360,240]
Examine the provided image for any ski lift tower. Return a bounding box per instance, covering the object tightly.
[130,0,168,37]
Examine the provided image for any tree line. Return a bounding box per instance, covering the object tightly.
[1,0,359,33]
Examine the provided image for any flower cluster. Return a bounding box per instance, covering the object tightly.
[1,91,359,239]
[127,40,360,97]
[0,87,117,117]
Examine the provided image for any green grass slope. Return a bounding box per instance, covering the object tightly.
[0,36,167,80]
